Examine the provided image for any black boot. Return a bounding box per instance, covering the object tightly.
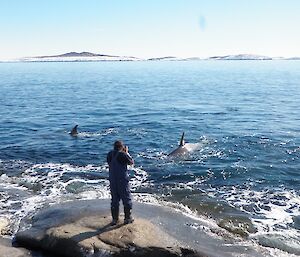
[111,207,119,225]
[124,207,134,224]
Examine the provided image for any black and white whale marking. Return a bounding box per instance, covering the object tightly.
[168,132,200,157]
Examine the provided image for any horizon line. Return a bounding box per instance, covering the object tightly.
[1,51,300,62]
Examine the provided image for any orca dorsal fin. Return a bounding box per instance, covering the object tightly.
[70,125,78,136]
[179,132,185,146]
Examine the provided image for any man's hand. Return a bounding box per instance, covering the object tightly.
[124,145,129,153]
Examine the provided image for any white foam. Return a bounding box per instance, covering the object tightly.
[184,143,202,152]
[0,161,154,234]
[210,185,300,254]
[129,166,151,190]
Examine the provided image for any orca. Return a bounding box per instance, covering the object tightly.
[70,125,78,136]
[168,132,200,157]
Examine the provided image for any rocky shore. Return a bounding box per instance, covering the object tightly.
[1,199,270,257]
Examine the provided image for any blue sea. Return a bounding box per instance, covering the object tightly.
[0,61,299,256]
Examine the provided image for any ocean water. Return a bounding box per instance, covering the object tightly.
[0,61,299,256]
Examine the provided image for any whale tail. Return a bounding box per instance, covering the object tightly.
[179,132,185,146]
[70,125,78,136]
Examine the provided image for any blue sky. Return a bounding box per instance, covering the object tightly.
[0,0,300,59]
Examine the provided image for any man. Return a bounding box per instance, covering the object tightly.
[107,140,134,225]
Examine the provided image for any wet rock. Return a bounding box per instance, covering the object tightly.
[292,215,300,230]
[256,233,300,255]
[16,215,187,257]
[0,237,32,257]
[218,217,257,237]
[15,199,268,257]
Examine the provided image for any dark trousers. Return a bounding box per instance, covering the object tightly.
[110,179,132,209]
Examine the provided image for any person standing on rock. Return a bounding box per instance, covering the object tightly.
[107,140,135,225]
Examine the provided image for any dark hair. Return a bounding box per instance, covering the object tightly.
[114,140,124,150]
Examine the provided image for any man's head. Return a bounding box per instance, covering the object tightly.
[114,140,124,151]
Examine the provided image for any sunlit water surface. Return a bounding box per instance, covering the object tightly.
[0,61,299,255]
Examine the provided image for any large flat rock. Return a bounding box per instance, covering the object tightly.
[15,199,270,257]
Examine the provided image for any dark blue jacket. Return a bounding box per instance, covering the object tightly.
[107,150,134,183]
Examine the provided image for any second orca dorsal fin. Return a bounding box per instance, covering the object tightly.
[70,125,78,136]
[179,132,185,146]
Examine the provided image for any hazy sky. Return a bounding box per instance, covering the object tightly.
[1,0,300,60]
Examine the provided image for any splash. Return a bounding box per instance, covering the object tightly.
[0,160,150,235]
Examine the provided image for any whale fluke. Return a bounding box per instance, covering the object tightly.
[70,125,78,136]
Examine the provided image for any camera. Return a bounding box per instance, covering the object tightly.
[123,145,128,152]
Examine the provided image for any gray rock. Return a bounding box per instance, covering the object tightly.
[15,200,269,257]
[16,215,185,257]
[0,237,33,257]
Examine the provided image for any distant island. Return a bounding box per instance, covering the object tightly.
[19,52,140,62]
[209,54,272,60]
[4,52,300,62]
